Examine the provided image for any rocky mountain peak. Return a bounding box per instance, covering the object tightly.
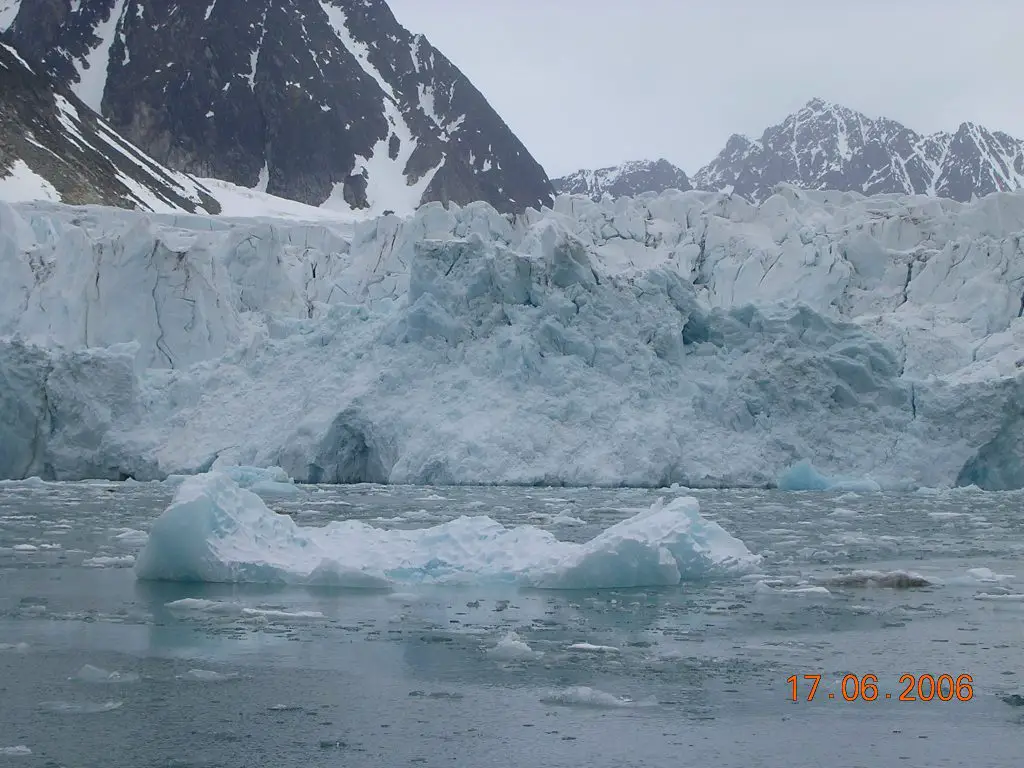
[552,157,691,200]
[3,0,554,215]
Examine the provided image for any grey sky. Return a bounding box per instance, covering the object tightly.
[387,0,1024,178]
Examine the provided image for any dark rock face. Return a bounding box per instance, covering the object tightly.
[4,0,553,213]
[0,40,219,213]
[693,98,1024,203]
[552,158,691,200]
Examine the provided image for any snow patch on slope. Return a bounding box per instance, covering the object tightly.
[319,2,396,101]
[70,0,127,112]
[0,42,30,71]
[0,161,60,203]
[319,2,443,216]
[0,1,20,33]
[198,176,350,221]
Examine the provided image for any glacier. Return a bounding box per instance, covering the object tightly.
[1,184,1024,489]
[133,472,759,588]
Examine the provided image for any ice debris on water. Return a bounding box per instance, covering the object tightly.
[974,593,1024,601]
[73,664,140,684]
[776,460,881,492]
[180,669,239,682]
[755,582,831,596]
[82,555,136,568]
[820,570,933,589]
[133,472,760,588]
[566,642,620,653]
[38,700,123,714]
[164,599,326,622]
[0,746,31,756]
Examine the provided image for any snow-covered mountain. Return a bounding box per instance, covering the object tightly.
[552,159,691,200]
[1,0,553,215]
[0,41,219,213]
[696,98,1024,202]
[2,186,1023,489]
[557,99,1024,204]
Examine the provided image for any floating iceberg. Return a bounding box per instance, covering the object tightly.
[134,473,760,589]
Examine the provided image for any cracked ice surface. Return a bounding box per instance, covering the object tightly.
[1,185,1023,488]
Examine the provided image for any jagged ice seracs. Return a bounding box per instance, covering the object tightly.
[1,185,1023,489]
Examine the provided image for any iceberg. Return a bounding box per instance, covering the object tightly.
[2,186,1024,488]
[133,473,760,588]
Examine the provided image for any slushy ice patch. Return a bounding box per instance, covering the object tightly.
[134,473,760,588]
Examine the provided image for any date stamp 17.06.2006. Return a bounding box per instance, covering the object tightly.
[788,674,974,702]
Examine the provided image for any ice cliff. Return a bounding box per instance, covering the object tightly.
[1,185,1023,489]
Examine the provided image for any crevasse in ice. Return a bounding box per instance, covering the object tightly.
[2,187,1024,488]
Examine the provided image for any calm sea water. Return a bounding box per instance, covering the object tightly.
[1,480,1022,767]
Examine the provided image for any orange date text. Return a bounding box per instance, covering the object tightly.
[787,674,974,702]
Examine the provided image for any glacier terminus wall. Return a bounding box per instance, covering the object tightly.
[1,185,1023,489]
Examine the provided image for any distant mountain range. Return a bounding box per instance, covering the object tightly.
[554,159,692,199]
[3,0,1021,217]
[554,98,1024,204]
[1,0,553,215]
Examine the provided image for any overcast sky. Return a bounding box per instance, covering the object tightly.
[388,0,1024,178]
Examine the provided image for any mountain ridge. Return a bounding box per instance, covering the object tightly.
[554,98,1024,204]
[0,40,220,213]
[553,158,691,200]
[2,0,554,215]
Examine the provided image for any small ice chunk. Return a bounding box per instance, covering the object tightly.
[0,746,31,756]
[540,686,647,708]
[240,608,326,622]
[165,598,244,615]
[966,567,1014,584]
[181,669,238,682]
[487,631,541,660]
[12,544,38,552]
[83,555,136,567]
[38,700,123,714]
[566,642,620,653]
[829,507,858,517]
[974,593,1024,601]
[114,529,149,547]
[756,582,831,595]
